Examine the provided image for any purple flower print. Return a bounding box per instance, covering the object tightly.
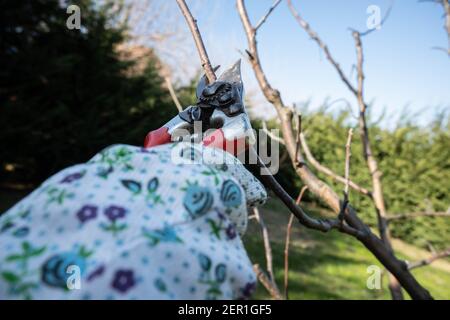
[104,205,127,222]
[87,265,105,282]
[238,282,256,300]
[60,171,85,183]
[225,224,237,240]
[111,269,136,293]
[76,205,98,223]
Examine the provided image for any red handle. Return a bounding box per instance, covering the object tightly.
[144,127,172,148]
[202,129,247,156]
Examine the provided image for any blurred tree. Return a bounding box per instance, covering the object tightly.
[0,0,176,186]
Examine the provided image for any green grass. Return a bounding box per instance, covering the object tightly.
[1,190,449,299]
[244,198,450,300]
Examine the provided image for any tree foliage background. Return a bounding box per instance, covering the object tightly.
[0,0,176,185]
[0,0,448,251]
[262,108,450,250]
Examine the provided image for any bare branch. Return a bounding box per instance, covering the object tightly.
[339,128,354,222]
[253,264,283,300]
[238,0,433,299]
[162,69,183,112]
[286,0,357,96]
[287,0,404,300]
[294,113,302,167]
[253,207,277,284]
[175,0,216,83]
[284,185,308,299]
[299,133,371,196]
[408,248,450,270]
[444,0,450,55]
[423,0,450,54]
[255,0,283,31]
[251,148,365,238]
[262,121,286,145]
[344,128,354,202]
[358,0,394,37]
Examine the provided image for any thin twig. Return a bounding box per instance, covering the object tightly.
[444,0,450,55]
[299,133,371,196]
[164,75,183,112]
[408,248,450,270]
[253,264,283,300]
[255,0,283,31]
[175,0,216,83]
[262,121,286,145]
[294,113,302,166]
[358,0,394,37]
[284,185,308,299]
[253,207,276,284]
[249,147,365,238]
[287,0,357,95]
[340,128,353,221]
[344,128,354,202]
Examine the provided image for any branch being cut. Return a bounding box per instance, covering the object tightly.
[408,248,450,270]
[237,0,432,299]
[175,0,216,83]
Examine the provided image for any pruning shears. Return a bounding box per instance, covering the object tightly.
[143,60,254,155]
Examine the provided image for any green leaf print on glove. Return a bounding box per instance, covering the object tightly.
[121,180,142,194]
[146,177,164,207]
[197,253,228,300]
[120,177,164,207]
[45,186,75,205]
[1,241,47,299]
[142,224,183,247]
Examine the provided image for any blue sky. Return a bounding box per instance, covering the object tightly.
[169,0,449,126]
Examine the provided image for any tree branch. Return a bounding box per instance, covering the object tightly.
[175,0,216,83]
[287,0,405,300]
[255,0,283,32]
[253,207,277,285]
[238,0,433,299]
[299,132,371,196]
[262,121,286,145]
[287,0,357,96]
[284,185,308,299]
[408,248,450,270]
[253,264,283,300]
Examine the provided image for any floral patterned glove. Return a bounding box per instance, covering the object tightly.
[0,142,267,299]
